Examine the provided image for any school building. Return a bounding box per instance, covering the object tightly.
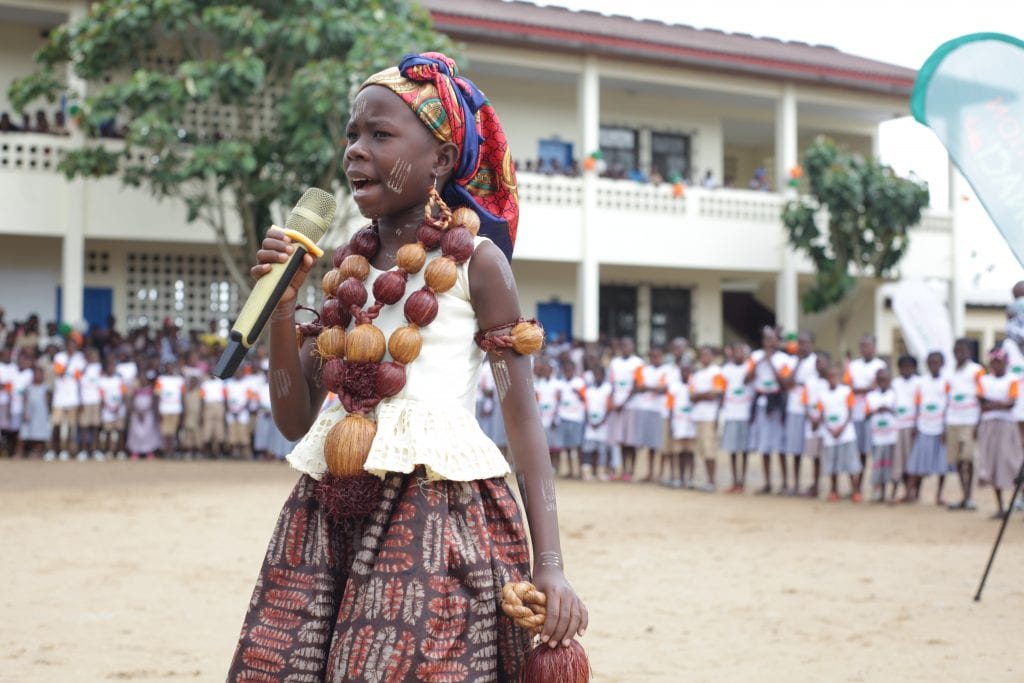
[0,0,1008,355]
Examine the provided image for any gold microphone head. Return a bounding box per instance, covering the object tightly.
[285,187,337,242]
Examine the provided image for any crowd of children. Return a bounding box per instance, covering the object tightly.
[0,317,296,462]
[494,328,1024,516]
[5,308,1024,518]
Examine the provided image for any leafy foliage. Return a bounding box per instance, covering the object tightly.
[782,137,930,313]
[9,0,451,290]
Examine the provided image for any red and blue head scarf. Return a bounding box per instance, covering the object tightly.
[361,52,519,261]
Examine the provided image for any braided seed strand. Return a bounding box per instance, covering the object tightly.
[500,581,549,634]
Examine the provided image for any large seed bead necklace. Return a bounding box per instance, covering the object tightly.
[308,194,480,520]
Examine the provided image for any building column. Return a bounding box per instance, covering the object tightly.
[774,83,799,334]
[578,55,601,341]
[62,193,85,325]
[60,0,89,327]
[693,275,723,347]
[949,160,966,337]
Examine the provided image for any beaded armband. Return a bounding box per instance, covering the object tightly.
[474,318,545,355]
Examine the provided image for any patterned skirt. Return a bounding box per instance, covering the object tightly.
[228,471,532,682]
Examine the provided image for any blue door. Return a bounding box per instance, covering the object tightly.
[56,286,113,331]
[537,301,572,343]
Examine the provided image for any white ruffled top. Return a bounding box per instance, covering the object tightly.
[286,235,511,482]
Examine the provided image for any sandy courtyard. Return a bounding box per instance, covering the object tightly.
[2,458,1023,682]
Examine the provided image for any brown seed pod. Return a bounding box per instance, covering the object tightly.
[320,357,346,394]
[441,227,474,264]
[337,277,368,309]
[323,413,377,477]
[416,223,442,250]
[404,289,439,327]
[511,320,545,356]
[345,323,386,363]
[387,324,423,365]
[424,256,457,294]
[451,206,480,236]
[349,227,380,258]
[322,268,344,297]
[332,244,352,268]
[339,254,370,281]
[321,297,351,329]
[372,270,407,305]
[316,326,346,360]
[396,242,427,274]
[375,361,406,398]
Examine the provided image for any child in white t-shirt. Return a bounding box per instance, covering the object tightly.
[156,364,186,458]
[818,364,863,502]
[891,355,921,502]
[77,348,104,460]
[554,357,586,480]
[534,361,561,472]
[48,341,86,461]
[582,366,613,481]
[720,343,752,492]
[200,375,227,457]
[906,351,950,505]
[97,359,127,459]
[865,367,898,503]
[667,366,696,489]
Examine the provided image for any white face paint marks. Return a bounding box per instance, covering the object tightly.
[491,355,512,402]
[270,368,292,399]
[386,157,412,194]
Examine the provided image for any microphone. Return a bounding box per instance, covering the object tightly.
[213,187,337,379]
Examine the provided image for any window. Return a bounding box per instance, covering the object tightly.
[650,287,691,348]
[651,132,690,183]
[599,125,637,178]
[599,285,638,342]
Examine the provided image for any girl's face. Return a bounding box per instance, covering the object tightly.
[898,362,915,379]
[344,86,449,221]
[927,354,943,376]
[991,356,1007,376]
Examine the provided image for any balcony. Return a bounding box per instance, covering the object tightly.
[515,172,951,279]
[0,133,952,280]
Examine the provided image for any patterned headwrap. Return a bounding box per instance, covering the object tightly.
[990,347,1008,363]
[360,52,519,261]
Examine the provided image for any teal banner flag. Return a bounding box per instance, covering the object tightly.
[912,33,1024,266]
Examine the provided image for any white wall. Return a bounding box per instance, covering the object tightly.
[0,234,62,321]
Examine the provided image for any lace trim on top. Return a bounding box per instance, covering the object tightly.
[285,398,511,482]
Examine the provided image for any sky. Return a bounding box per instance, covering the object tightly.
[534,0,1024,295]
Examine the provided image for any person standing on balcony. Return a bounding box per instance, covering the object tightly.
[844,334,887,487]
[0,113,18,132]
[781,332,818,495]
[746,327,795,494]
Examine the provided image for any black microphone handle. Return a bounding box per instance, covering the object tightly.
[213,244,310,379]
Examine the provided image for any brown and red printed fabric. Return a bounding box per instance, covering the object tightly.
[228,471,532,681]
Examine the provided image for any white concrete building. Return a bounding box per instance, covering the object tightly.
[0,0,1000,355]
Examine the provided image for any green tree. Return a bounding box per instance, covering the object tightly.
[783,137,930,319]
[10,0,451,291]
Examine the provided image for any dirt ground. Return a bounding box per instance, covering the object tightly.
[2,457,1023,683]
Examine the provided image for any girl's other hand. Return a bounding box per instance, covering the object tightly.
[251,227,315,308]
[533,565,588,648]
